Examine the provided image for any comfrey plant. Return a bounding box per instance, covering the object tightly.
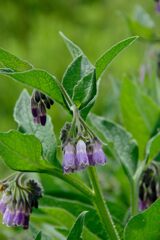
[1,32,160,240]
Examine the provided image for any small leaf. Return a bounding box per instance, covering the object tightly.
[67,211,88,240]
[124,199,160,240]
[59,32,82,59]
[96,36,138,79]
[0,69,64,105]
[35,232,42,240]
[0,130,51,172]
[0,47,32,71]
[120,79,160,159]
[72,70,96,109]
[89,114,138,179]
[14,89,57,165]
[62,55,96,111]
[145,132,160,164]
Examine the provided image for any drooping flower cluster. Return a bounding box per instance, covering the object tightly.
[0,176,42,229]
[155,0,160,12]
[31,90,54,126]
[139,163,160,211]
[61,120,107,174]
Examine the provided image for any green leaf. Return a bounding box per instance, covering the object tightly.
[124,199,160,240]
[40,195,125,240]
[67,211,88,240]
[145,132,160,164]
[14,89,57,165]
[120,79,160,159]
[59,32,83,59]
[0,47,32,71]
[72,70,96,109]
[0,130,51,172]
[35,232,42,240]
[89,114,138,179]
[33,207,99,240]
[95,36,138,79]
[0,69,64,105]
[60,32,96,113]
[62,55,96,111]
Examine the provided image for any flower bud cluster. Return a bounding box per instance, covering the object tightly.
[61,121,107,174]
[0,176,42,229]
[139,163,160,210]
[31,90,54,126]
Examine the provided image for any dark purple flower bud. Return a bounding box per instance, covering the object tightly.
[39,102,46,126]
[76,140,89,170]
[92,140,107,165]
[34,91,41,103]
[86,143,94,165]
[139,163,160,211]
[31,98,38,118]
[13,209,25,226]
[44,99,51,109]
[22,214,30,229]
[49,98,54,105]
[63,143,76,174]
[40,93,47,100]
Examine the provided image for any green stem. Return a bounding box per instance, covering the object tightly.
[88,167,121,240]
[131,179,138,216]
[43,167,94,200]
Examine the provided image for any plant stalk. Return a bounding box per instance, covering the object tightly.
[88,167,121,240]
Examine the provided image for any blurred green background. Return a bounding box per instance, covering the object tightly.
[0,0,159,239]
[0,0,157,133]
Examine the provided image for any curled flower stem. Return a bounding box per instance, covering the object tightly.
[88,167,121,240]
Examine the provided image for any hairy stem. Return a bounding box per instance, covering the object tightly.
[88,167,121,240]
[131,179,138,216]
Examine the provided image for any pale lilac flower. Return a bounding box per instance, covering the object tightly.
[92,140,107,165]
[76,140,89,170]
[63,143,76,174]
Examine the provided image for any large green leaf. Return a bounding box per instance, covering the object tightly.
[145,132,160,164]
[33,207,100,240]
[89,114,138,179]
[0,47,32,71]
[95,36,138,79]
[40,195,125,240]
[120,79,160,159]
[67,211,87,240]
[14,89,57,165]
[124,199,160,240]
[0,69,64,105]
[0,130,52,172]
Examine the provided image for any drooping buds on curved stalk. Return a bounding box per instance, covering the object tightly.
[139,162,160,211]
[31,90,54,126]
[61,107,107,174]
[0,174,42,229]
